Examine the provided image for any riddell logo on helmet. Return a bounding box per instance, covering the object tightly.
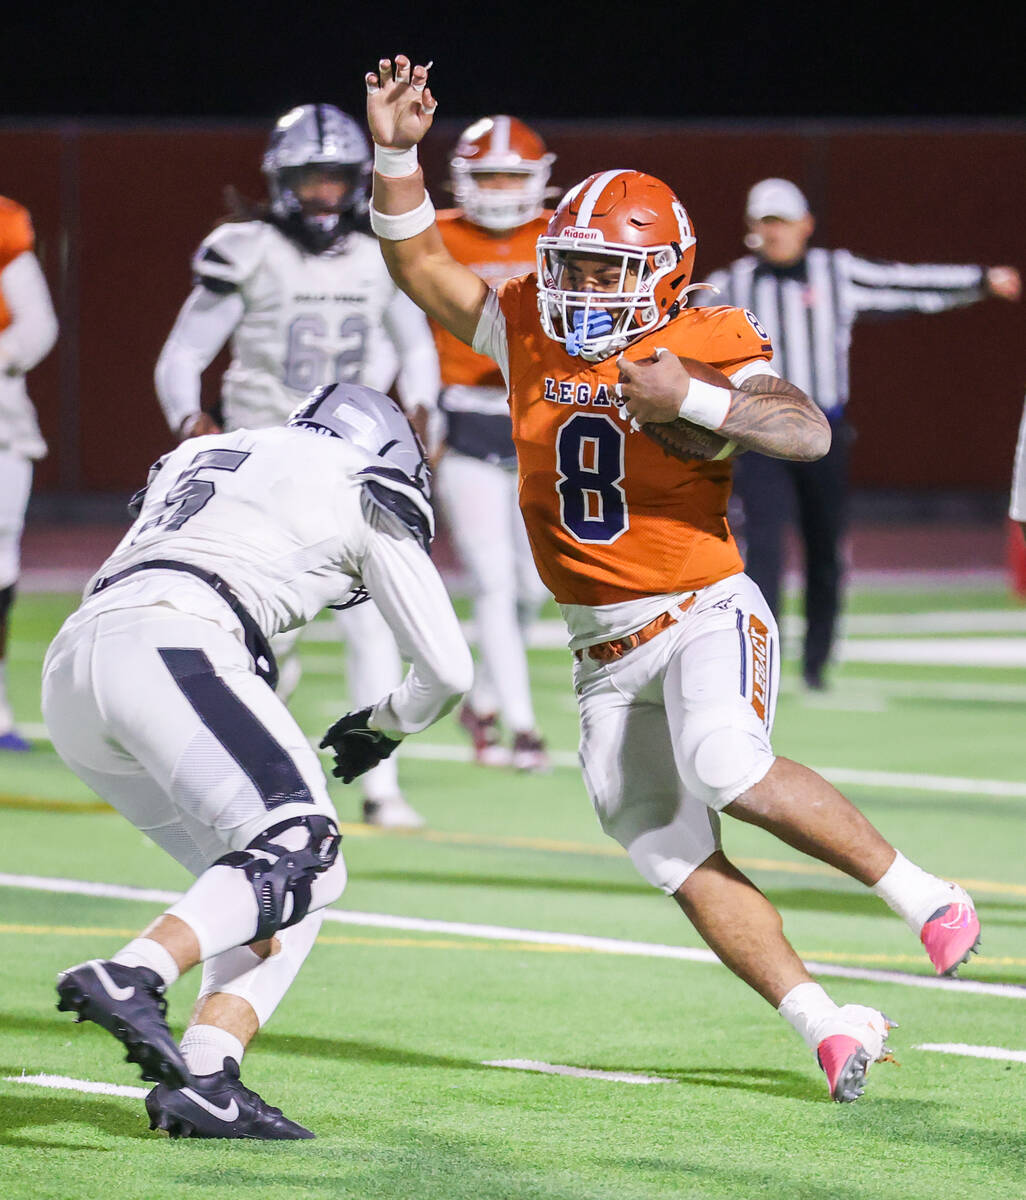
[561,227,604,243]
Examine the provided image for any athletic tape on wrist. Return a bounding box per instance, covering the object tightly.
[370,195,436,241]
[373,144,419,178]
[678,377,731,430]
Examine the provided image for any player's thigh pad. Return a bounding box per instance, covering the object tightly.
[575,649,721,894]
[87,606,336,852]
[662,574,779,811]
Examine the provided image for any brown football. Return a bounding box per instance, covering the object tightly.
[637,355,738,463]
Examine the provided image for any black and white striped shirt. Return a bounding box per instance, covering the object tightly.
[696,250,986,418]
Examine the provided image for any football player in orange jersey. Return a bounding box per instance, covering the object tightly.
[432,116,556,770]
[362,56,984,1102]
[0,197,58,751]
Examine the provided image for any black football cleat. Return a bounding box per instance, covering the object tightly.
[56,958,193,1089]
[146,1057,314,1140]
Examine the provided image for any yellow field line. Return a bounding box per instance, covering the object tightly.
[2,921,1024,969]
[4,798,1025,899]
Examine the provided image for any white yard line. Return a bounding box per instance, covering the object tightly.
[836,638,1026,668]
[2,872,1024,1001]
[483,1060,671,1084]
[914,1043,1026,1064]
[3,1072,148,1098]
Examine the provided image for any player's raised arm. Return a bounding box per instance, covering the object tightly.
[366,55,489,345]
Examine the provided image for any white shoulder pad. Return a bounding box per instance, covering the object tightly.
[191,221,269,292]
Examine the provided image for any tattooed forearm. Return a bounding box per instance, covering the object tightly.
[719,376,831,461]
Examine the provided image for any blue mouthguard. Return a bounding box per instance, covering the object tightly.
[565,308,614,356]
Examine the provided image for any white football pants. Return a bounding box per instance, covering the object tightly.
[0,449,32,590]
[575,573,779,895]
[42,603,344,1025]
[436,451,549,731]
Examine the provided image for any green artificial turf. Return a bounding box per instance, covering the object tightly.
[1,587,1024,1199]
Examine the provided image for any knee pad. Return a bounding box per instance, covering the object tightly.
[214,813,341,942]
[686,724,775,811]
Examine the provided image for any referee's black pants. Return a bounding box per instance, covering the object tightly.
[732,421,852,685]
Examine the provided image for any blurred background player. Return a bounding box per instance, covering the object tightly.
[155,103,441,826]
[432,116,554,770]
[0,195,58,750]
[44,383,472,1138]
[699,178,1022,689]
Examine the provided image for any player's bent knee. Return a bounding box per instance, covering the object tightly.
[215,813,343,942]
[683,724,775,811]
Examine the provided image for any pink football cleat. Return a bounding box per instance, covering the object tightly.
[815,1005,895,1103]
[920,889,981,976]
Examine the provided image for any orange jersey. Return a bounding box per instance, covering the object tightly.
[434,210,548,387]
[0,196,35,333]
[496,275,774,606]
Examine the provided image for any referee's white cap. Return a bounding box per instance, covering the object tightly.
[746,178,810,222]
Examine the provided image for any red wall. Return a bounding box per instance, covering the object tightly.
[5,118,1024,494]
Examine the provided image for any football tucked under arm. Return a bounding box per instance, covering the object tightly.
[636,357,738,463]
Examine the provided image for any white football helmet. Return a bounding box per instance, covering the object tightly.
[449,115,555,232]
[262,104,371,250]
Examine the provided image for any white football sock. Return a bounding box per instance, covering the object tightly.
[180,1024,246,1076]
[777,982,839,1050]
[111,937,181,988]
[871,850,960,933]
[196,909,325,1027]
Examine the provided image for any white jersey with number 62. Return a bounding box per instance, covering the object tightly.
[156,220,439,433]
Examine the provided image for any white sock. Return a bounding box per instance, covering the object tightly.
[111,937,181,989]
[180,1024,246,1076]
[872,851,957,933]
[777,982,839,1050]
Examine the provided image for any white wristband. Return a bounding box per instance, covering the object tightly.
[374,144,419,178]
[678,377,732,430]
[369,194,436,241]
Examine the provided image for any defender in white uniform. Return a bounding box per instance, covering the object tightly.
[155,103,440,829]
[43,384,472,1139]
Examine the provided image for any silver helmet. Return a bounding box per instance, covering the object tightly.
[287,383,433,544]
[262,104,371,250]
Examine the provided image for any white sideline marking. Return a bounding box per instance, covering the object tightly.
[4,1072,148,1098]
[837,637,1026,668]
[2,872,1025,1001]
[484,1059,671,1084]
[915,1043,1026,1064]
[16,722,1026,799]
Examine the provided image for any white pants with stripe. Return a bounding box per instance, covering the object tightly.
[436,450,549,731]
[42,604,339,874]
[41,600,345,1026]
[574,573,779,895]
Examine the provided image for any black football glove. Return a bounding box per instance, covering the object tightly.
[319,707,402,784]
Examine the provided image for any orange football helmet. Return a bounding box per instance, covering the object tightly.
[535,170,699,361]
[449,115,555,231]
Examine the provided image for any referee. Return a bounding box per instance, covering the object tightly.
[699,178,1021,689]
